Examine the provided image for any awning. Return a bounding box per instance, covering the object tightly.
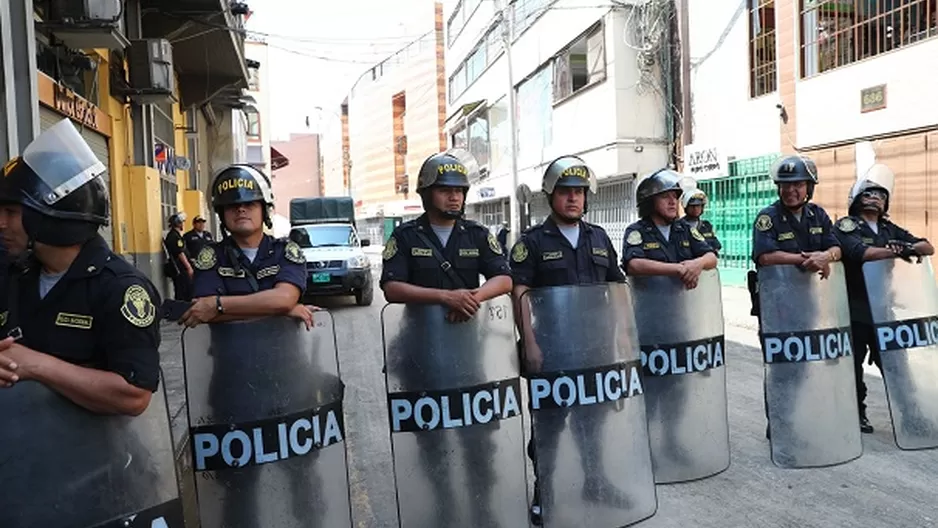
[444,100,486,129]
[141,0,249,108]
[271,146,290,170]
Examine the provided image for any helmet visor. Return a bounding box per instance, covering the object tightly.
[443,148,481,182]
[21,119,106,206]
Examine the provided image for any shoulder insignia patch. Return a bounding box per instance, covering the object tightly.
[120,285,156,328]
[512,241,529,263]
[383,236,398,260]
[626,230,643,246]
[177,238,184,248]
[194,246,217,270]
[284,241,305,264]
[488,232,503,255]
[837,217,857,233]
[691,227,705,242]
[755,214,773,232]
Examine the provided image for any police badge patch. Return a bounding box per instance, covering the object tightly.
[177,239,184,248]
[837,217,857,233]
[488,233,503,255]
[691,227,706,242]
[383,236,398,260]
[626,230,643,246]
[755,214,773,232]
[194,246,217,270]
[511,241,528,263]
[120,285,156,328]
[285,241,305,264]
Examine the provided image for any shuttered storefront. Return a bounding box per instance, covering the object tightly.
[39,107,113,249]
[527,178,636,246]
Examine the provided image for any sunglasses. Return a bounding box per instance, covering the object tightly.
[861,190,887,200]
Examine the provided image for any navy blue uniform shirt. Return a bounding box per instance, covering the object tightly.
[751,201,839,264]
[191,235,307,297]
[380,214,511,290]
[0,235,162,391]
[621,218,713,272]
[685,217,722,253]
[184,229,214,259]
[510,217,624,288]
[835,215,925,324]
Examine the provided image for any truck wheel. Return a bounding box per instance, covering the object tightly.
[355,285,374,306]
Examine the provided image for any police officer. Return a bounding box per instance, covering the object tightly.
[622,169,717,288]
[834,163,934,433]
[0,119,161,415]
[165,211,193,301]
[510,155,627,525]
[497,221,510,255]
[682,187,722,253]
[381,149,511,527]
[184,215,213,257]
[182,164,315,328]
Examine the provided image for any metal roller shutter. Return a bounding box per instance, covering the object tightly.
[40,108,113,249]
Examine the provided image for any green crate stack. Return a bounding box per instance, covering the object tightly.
[698,153,780,286]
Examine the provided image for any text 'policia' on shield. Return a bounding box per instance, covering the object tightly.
[761,327,853,363]
[876,316,938,352]
[388,378,522,433]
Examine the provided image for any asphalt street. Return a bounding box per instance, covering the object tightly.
[158,261,938,528]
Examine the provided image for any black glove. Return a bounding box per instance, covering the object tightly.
[887,240,920,262]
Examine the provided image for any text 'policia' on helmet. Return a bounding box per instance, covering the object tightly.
[848,163,895,213]
[416,148,476,192]
[210,164,275,228]
[541,155,598,195]
[635,168,683,207]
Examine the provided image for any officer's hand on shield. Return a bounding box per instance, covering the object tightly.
[678,259,704,289]
[441,289,481,319]
[800,251,832,279]
[287,304,320,330]
[445,310,472,324]
[0,337,18,387]
[180,296,218,327]
[522,339,544,373]
[887,240,919,262]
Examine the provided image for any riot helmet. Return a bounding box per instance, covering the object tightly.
[848,163,894,216]
[541,155,597,219]
[681,188,708,209]
[168,211,186,228]
[416,149,476,219]
[770,154,818,202]
[210,164,275,231]
[636,168,683,219]
[0,118,109,247]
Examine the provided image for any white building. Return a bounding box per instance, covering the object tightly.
[244,39,273,172]
[445,0,671,242]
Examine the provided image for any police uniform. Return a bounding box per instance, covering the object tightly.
[380,215,510,289]
[165,227,191,301]
[184,228,213,258]
[686,217,722,253]
[751,201,838,263]
[622,218,713,270]
[191,235,307,297]
[511,217,624,287]
[0,235,161,392]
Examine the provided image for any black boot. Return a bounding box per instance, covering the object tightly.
[859,411,874,434]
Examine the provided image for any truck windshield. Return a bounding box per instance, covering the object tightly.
[289,225,356,248]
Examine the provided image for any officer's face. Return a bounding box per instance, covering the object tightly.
[430,186,465,214]
[685,204,703,218]
[551,187,585,220]
[860,190,886,213]
[653,191,680,221]
[0,203,27,255]
[223,201,263,235]
[779,181,808,207]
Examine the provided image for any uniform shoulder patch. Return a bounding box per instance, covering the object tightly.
[120,284,156,328]
[626,230,643,246]
[837,217,858,233]
[194,246,217,270]
[755,214,773,232]
[487,232,503,255]
[691,227,705,242]
[383,236,398,260]
[511,241,529,263]
[284,240,305,264]
[177,238,184,248]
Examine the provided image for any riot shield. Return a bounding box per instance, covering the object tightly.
[382,295,528,528]
[0,375,184,528]
[521,283,657,527]
[183,314,352,528]
[863,258,938,450]
[758,263,862,468]
[630,270,730,483]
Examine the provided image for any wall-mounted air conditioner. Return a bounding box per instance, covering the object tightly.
[45,0,129,50]
[127,39,176,104]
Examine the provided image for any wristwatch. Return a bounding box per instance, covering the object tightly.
[215,294,224,314]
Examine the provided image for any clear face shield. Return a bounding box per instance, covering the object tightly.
[848,163,895,214]
[22,119,106,206]
[544,158,598,195]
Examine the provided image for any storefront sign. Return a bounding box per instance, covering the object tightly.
[53,82,99,130]
[684,144,727,179]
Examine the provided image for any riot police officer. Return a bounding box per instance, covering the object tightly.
[165,211,193,301]
[622,169,717,288]
[182,164,315,328]
[510,155,628,525]
[0,118,161,414]
[682,187,722,253]
[184,215,213,257]
[834,163,934,433]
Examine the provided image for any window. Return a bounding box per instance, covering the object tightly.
[247,112,260,138]
[466,46,487,82]
[247,67,260,91]
[452,127,468,150]
[160,178,178,228]
[447,0,483,46]
[449,65,467,104]
[449,23,504,103]
[749,0,777,97]
[468,113,490,168]
[512,0,552,38]
[516,65,553,169]
[553,22,606,102]
[801,0,937,77]
[185,110,200,191]
[487,97,510,176]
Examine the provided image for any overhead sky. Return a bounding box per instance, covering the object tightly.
[245,0,439,141]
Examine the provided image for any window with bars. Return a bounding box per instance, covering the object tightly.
[749,0,778,98]
[153,101,178,227]
[553,22,606,102]
[801,0,937,78]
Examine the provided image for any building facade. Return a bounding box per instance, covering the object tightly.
[688,0,937,284]
[271,133,322,216]
[445,0,672,243]
[244,39,273,172]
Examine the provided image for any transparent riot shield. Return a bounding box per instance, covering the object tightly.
[863,258,938,450]
[382,295,528,528]
[182,314,352,528]
[0,373,184,528]
[630,270,730,483]
[758,263,862,468]
[521,283,657,527]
